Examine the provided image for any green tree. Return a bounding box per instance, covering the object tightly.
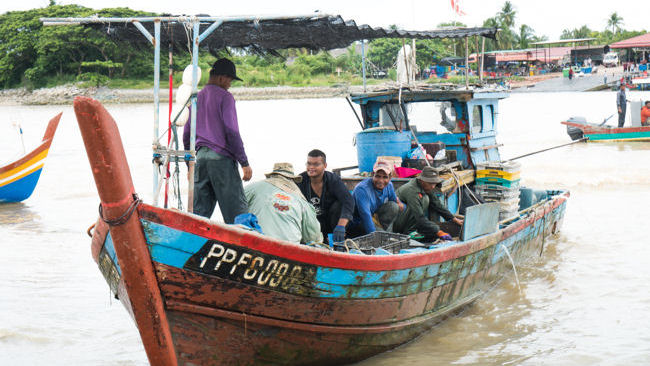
[607,12,624,34]
[514,24,534,49]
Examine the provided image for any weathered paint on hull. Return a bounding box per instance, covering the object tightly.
[561,121,650,142]
[91,194,568,365]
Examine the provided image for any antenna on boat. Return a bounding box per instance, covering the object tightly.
[13,122,26,155]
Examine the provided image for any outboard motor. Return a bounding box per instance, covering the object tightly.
[565,116,587,141]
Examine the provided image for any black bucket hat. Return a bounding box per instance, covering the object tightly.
[211,58,242,81]
[418,166,444,184]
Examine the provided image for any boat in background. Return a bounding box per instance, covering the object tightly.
[0,113,61,202]
[561,116,650,142]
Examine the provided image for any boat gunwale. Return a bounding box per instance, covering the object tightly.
[138,190,569,272]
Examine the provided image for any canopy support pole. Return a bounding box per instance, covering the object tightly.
[465,37,469,89]
[362,40,367,92]
[153,20,161,205]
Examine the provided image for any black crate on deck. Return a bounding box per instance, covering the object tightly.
[353,231,411,254]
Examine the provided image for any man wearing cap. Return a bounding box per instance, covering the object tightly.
[183,58,252,224]
[245,162,323,244]
[393,166,463,242]
[298,149,355,244]
[348,160,405,237]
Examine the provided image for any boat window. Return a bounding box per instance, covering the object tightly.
[379,104,405,129]
[472,105,483,133]
[485,105,494,130]
[382,101,453,134]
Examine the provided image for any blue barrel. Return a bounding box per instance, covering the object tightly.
[356,130,412,173]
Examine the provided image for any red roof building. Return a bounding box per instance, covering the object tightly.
[610,33,650,49]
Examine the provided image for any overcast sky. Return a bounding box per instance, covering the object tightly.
[2,0,646,41]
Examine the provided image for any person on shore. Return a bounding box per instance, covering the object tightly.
[617,83,627,128]
[393,166,464,242]
[348,160,405,237]
[183,58,252,223]
[568,67,574,80]
[641,101,650,126]
[245,163,322,244]
[297,149,355,244]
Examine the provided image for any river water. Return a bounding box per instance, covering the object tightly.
[1,90,649,365]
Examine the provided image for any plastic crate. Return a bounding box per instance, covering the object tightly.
[476,177,521,188]
[352,231,411,255]
[475,185,520,200]
[476,169,521,181]
[475,161,521,173]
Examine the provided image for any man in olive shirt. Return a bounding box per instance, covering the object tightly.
[393,166,463,242]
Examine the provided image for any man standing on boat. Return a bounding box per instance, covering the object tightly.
[245,163,322,244]
[297,149,355,244]
[617,83,627,128]
[348,160,404,237]
[183,58,252,223]
[392,166,463,242]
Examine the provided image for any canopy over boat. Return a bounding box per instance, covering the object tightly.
[42,14,497,53]
[42,13,499,210]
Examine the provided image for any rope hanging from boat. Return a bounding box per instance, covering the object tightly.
[99,194,142,226]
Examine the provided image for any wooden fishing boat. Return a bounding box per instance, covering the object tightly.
[76,88,568,365]
[0,114,61,202]
[561,117,650,142]
[55,13,569,366]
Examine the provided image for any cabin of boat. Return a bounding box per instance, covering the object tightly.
[340,84,518,215]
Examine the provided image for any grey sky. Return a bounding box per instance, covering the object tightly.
[2,0,645,41]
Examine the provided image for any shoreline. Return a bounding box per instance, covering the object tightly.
[0,74,584,105]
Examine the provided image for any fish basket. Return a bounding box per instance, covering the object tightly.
[352,231,411,255]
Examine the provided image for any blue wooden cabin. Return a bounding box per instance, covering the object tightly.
[345,86,510,215]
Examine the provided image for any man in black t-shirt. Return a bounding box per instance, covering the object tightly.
[298,149,355,244]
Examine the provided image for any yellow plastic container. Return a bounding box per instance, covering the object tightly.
[476,169,521,181]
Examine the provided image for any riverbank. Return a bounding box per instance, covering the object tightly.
[0,74,587,105]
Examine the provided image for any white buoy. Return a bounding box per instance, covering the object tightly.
[176,84,193,106]
[181,64,201,86]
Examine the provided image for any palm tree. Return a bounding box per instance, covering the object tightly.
[515,25,534,49]
[607,12,624,34]
[498,1,516,29]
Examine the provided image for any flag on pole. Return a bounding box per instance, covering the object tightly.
[450,0,466,16]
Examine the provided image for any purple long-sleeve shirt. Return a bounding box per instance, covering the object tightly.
[183,84,248,167]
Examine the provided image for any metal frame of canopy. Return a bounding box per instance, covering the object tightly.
[41,14,497,213]
[42,14,320,212]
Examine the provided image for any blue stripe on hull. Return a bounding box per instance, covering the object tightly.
[141,220,212,268]
[0,169,42,203]
[104,233,121,275]
[133,207,566,299]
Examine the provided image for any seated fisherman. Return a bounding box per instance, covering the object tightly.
[298,149,355,244]
[348,159,405,237]
[641,101,650,126]
[393,166,464,242]
[245,162,322,244]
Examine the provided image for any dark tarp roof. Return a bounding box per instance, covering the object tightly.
[43,14,497,54]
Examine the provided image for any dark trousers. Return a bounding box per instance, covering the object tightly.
[618,109,626,127]
[319,201,342,244]
[347,201,399,238]
[415,218,462,242]
[193,147,248,224]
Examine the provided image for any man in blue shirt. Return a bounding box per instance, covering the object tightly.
[348,160,404,237]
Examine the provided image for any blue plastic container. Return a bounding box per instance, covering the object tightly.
[356,130,412,173]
